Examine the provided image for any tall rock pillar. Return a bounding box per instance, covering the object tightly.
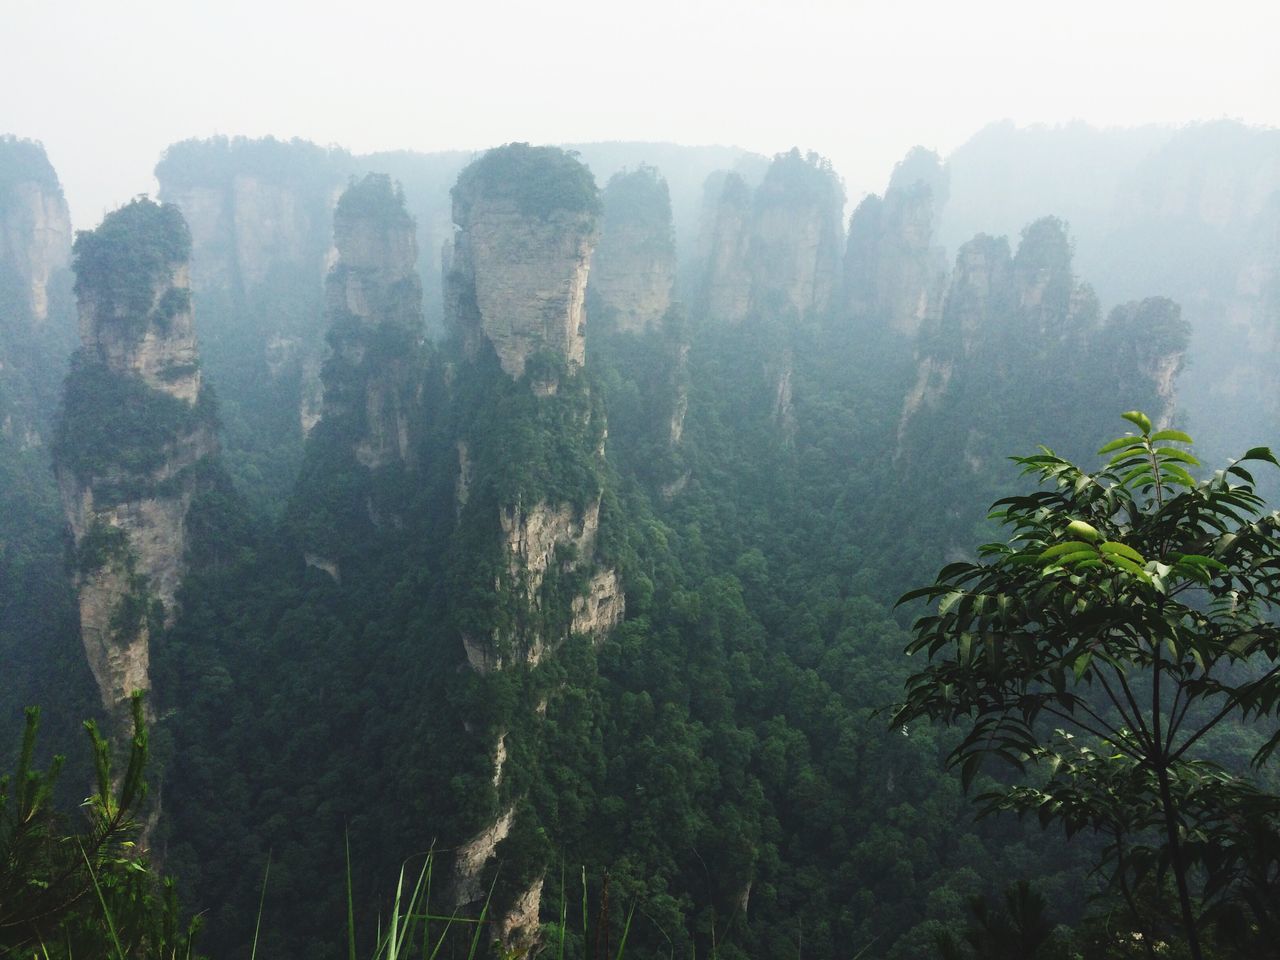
[53,199,217,719]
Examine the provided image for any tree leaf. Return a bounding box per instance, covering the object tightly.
[1100,541,1145,564]
[1121,411,1153,435]
[1155,448,1201,466]
[1040,541,1097,561]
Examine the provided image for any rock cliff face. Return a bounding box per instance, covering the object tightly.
[0,140,71,326]
[319,174,423,468]
[155,138,353,508]
[1096,297,1189,430]
[53,199,217,718]
[589,166,677,334]
[0,138,74,444]
[749,149,845,320]
[844,147,949,338]
[898,217,1187,468]
[936,120,1280,469]
[698,150,844,324]
[156,137,351,302]
[445,145,622,949]
[447,144,600,383]
[77,257,202,404]
[698,171,754,324]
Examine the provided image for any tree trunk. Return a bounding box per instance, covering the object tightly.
[1156,762,1203,960]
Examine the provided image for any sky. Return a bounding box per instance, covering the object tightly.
[3,0,1278,228]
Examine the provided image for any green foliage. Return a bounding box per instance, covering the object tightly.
[895,413,1280,958]
[69,153,1244,960]
[53,351,215,497]
[77,518,130,574]
[934,882,1065,960]
[154,135,356,192]
[601,166,675,254]
[335,173,414,230]
[0,135,63,209]
[453,143,601,222]
[0,696,203,958]
[72,197,191,327]
[754,148,843,211]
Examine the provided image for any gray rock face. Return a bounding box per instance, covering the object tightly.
[699,172,754,323]
[698,150,845,325]
[749,151,845,320]
[80,260,202,404]
[844,148,950,338]
[156,138,354,446]
[590,167,676,334]
[321,174,424,468]
[0,176,71,324]
[449,197,597,381]
[59,425,216,714]
[0,138,74,445]
[56,199,217,716]
[446,144,601,383]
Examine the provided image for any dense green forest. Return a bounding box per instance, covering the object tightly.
[3,131,1279,960]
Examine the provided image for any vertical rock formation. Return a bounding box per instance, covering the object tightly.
[53,199,217,719]
[587,164,691,492]
[589,165,677,334]
[156,137,351,304]
[0,139,87,734]
[937,120,1280,468]
[748,149,845,321]
[155,137,353,508]
[319,174,423,468]
[698,171,754,323]
[446,142,623,662]
[0,137,74,443]
[1095,297,1190,431]
[0,137,72,327]
[697,150,844,325]
[898,216,1186,470]
[444,144,623,952]
[844,147,949,338]
[447,143,600,384]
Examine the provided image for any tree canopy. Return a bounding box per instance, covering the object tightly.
[895,412,1280,958]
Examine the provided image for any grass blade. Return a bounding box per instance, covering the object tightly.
[79,841,126,960]
[614,900,636,960]
[249,851,272,960]
[346,829,357,960]
[557,861,567,960]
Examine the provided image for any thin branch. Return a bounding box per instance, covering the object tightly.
[1040,705,1145,762]
[1111,664,1157,750]
[1169,661,1280,763]
[1093,666,1146,749]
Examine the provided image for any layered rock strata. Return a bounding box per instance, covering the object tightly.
[844,147,950,338]
[589,166,676,334]
[320,173,423,468]
[156,137,353,461]
[699,149,844,324]
[0,137,72,325]
[0,137,74,443]
[446,145,624,951]
[54,199,217,717]
[447,144,600,383]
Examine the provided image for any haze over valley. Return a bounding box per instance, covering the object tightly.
[2,4,1279,959]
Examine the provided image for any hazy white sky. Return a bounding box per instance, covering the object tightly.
[3,0,1278,227]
